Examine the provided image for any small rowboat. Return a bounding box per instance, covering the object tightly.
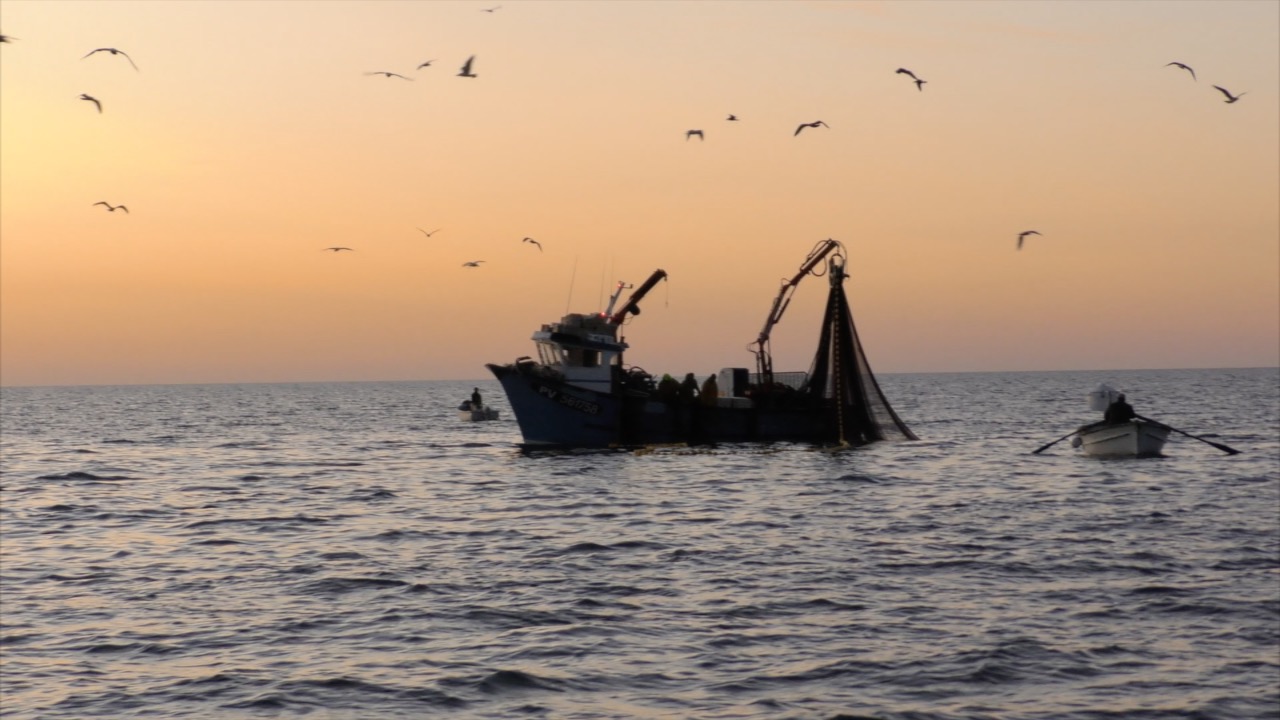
[1071,418,1170,457]
[457,401,499,422]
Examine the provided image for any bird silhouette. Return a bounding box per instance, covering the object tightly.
[1213,85,1245,103]
[686,129,704,141]
[93,201,128,213]
[896,68,926,90]
[323,247,354,252]
[1017,230,1041,250]
[416,59,436,69]
[726,114,739,121]
[462,260,485,267]
[522,237,542,251]
[80,94,102,113]
[366,71,412,80]
[793,121,828,136]
[1165,62,1196,81]
[417,227,441,238]
[481,5,501,11]
[82,47,138,71]
[458,56,477,78]
[0,35,15,43]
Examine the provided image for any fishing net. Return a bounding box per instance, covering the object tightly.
[803,258,918,443]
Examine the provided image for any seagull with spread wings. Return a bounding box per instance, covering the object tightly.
[726,114,739,121]
[83,47,138,70]
[1165,62,1196,81]
[462,260,485,267]
[686,129,704,141]
[93,201,128,213]
[896,68,926,91]
[416,59,436,70]
[366,71,412,80]
[794,121,828,136]
[323,247,354,252]
[80,93,102,113]
[458,56,477,78]
[1213,85,1245,103]
[522,237,542,251]
[1017,230,1041,250]
[418,227,441,238]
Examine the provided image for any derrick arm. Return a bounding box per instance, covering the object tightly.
[751,239,842,386]
[609,269,668,324]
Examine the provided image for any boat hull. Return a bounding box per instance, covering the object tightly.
[487,363,844,448]
[1075,419,1170,457]
[458,407,499,422]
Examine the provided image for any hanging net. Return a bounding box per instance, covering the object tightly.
[802,257,917,443]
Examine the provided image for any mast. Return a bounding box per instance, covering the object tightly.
[751,239,843,388]
[608,269,668,324]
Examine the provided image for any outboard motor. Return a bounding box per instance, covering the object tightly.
[1088,383,1121,411]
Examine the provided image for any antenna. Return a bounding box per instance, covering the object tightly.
[565,255,579,316]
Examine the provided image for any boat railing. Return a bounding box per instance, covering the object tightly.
[751,371,807,391]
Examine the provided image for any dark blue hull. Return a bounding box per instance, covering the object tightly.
[488,363,841,448]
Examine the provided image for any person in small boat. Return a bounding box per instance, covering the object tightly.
[471,387,483,409]
[1104,393,1136,424]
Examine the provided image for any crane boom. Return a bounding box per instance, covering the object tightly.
[609,269,668,324]
[752,239,843,386]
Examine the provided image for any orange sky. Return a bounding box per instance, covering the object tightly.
[1,0,1277,386]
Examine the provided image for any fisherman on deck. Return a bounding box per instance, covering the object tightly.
[700,374,719,406]
[1104,393,1136,424]
[679,373,700,403]
[471,387,483,409]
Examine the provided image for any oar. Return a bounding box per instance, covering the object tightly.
[1137,414,1241,455]
[1032,429,1079,454]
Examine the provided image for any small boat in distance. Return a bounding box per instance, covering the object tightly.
[1072,418,1170,457]
[1069,384,1168,457]
[457,400,499,421]
[486,239,917,449]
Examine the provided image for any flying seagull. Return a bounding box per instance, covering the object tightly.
[1016,230,1041,250]
[416,59,436,69]
[1165,62,1196,81]
[793,121,828,136]
[417,227,441,238]
[481,5,501,11]
[0,35,15,43]
[726,114,739,121]
[366,71,412,80]
[686,129,704,141]
[82,47,138,71]
[1213,85,1245,104]
[93,201,128,213]
[462,260,485,267]
[80,93,102,113]
[896,68,926,91]
[458,55,477,78]
[323,247,354,252]
[522,237,542,251]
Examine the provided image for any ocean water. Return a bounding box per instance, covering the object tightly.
[1,368,1277,720]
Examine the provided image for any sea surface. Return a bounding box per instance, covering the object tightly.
[1,368,1277,720]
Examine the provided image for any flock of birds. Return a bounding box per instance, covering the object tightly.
[0,18,1250,260]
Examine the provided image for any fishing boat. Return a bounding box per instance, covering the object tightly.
[1072,418,1170,457]
[486,239,917,449]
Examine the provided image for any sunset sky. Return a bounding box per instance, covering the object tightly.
[1,0,1276,387]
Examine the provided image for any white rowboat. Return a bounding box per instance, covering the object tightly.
[1072,418,1170,457]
